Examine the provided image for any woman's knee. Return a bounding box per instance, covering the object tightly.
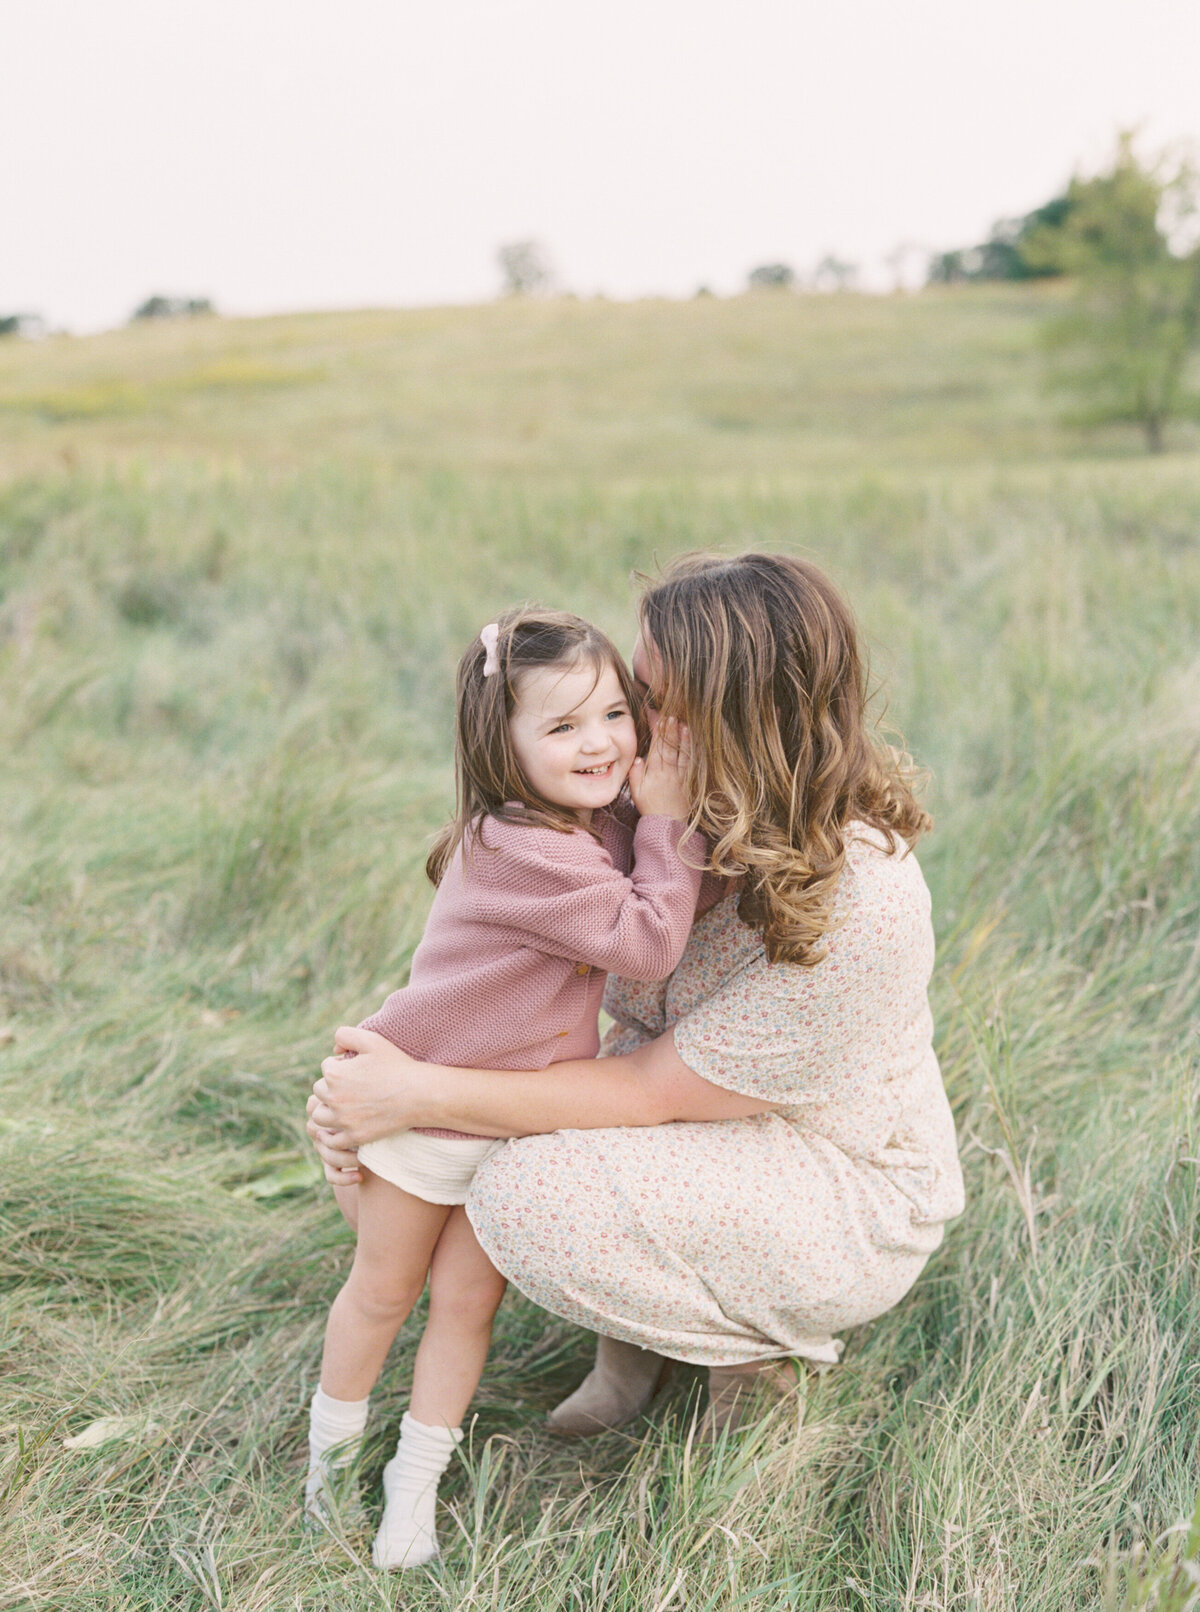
[468,1136,608,1272]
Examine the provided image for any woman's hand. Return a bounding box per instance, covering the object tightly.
[306,1094,363,1185]
[306,1022,777,1185]
[306,1025,428,1184]
[628,717,692,822]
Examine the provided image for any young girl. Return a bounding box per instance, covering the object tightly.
[306,607,702,1570]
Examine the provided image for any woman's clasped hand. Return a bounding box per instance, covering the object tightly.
[307,1027,426,1177]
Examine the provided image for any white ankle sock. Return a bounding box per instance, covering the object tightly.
[306,1387,370,1518]
[372,1412,462,1570]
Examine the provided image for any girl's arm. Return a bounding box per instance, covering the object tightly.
[474,814,703,983]
[472,719,704,984]
[306,1024,777,1183]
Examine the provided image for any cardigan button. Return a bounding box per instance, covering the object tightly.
[575,963,589,976]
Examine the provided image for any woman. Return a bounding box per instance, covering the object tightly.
[308,551,964,1433]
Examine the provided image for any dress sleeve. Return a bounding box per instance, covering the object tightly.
[672,952,873,1103]
[471,815,705,982]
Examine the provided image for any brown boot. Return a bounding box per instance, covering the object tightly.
[547,1336,673,1437]
[701,1358,802,1438]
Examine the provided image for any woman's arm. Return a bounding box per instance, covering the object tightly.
[306,1024,777,1183]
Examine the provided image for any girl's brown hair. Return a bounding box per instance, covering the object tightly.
[638,551,930,966]
[426,607,645,885]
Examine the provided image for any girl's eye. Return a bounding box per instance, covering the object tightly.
[606,707,629,721]
[550,723,572,735]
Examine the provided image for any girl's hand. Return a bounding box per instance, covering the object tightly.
[306,1025,428,1183]
[628,717,692,823]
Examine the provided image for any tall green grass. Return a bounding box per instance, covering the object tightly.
[1,291,1198,1608]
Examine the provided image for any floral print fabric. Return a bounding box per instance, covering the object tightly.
[467,829,964,1366]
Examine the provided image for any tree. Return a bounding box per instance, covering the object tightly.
[497,240,554,297]
[813,254,859,292]
[883,242,929,293]
[1026,135,1200,452]
[928,196,1072,284]
[747,262,795,290]
[0,312,46,338]
[132,295,214,321]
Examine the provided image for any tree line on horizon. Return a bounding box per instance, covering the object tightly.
[495,138,1200,452]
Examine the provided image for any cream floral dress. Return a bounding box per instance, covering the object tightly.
[466,827,965,1366]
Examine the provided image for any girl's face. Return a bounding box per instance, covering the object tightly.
[508,659,638,823]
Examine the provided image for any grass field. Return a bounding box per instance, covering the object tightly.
[2,287,1199,1610]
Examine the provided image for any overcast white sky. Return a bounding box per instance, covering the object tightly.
[4,0,1199,331]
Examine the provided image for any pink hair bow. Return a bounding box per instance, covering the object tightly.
[480,622,500,677]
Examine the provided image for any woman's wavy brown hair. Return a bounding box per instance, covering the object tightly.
[638,552,930,966]
[426,607,646,886]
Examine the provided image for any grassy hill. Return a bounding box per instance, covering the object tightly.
[1,289,1199,1609]
[1,282,1164,478]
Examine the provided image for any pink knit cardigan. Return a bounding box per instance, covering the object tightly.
[359,805,704,1137]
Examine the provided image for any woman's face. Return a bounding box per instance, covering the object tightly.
[631,633,663,736]
[634,629,704,815]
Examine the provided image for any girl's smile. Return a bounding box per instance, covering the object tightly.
[508,662,639,823]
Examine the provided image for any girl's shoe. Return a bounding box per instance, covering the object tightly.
[701,1358,803,1438]
[305,1387,369,1526]
[372,1412,462,1571]
[304,1442,367,1529]
[546,1335,673,1436]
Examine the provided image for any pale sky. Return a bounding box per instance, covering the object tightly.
[4,0,1199,331]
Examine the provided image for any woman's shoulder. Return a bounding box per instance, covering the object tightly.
[669,832,934,1057]
[840,821,931,913]
[675,825,930,997]
[806,823,934,989]
[688,824,927,937]
[844,818,921,864]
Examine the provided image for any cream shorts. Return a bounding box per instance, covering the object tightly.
[358,1130,505,1206]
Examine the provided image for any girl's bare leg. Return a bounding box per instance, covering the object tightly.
[410,1207,508,1426]
[320,1169,450,1400]
[372,1208,507,1569]
[309,1170,448,1524]
[332,1181,359,1231]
